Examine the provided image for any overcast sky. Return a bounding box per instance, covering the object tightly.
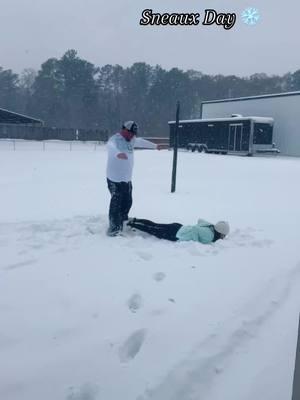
[0,0,299,77]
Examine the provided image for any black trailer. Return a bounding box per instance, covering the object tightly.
[168,116,279,156]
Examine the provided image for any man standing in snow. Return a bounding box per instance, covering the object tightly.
[106,121,160,236]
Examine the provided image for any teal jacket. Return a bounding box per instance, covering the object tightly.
[176,219,215,244]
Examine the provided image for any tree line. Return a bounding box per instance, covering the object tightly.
[1,49,300,137]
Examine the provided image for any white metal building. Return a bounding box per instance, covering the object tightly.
[201,91,300,157]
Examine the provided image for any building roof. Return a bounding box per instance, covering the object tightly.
[201,91,300,105]
[0,107,43,125]
[168,116,274,124]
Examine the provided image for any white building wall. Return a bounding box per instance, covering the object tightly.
[202,94,300,156]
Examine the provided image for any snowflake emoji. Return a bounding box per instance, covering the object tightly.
[241,7,260,25]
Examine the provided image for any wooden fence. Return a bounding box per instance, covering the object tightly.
[0,124,109,142]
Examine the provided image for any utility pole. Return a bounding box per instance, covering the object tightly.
[292,314,300,400]
[171,101,180,193]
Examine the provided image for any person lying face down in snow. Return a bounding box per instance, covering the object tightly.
[127,218,230,244]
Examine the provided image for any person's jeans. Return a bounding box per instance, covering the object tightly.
[128,218,182,241]
[107,178,132,232]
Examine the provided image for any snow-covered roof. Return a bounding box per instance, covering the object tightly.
[168,116,274,124]
[201,90,300,105]
[0,107,43,125]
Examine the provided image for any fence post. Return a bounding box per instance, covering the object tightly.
[13,140,16,151]
[70,141,72,151]
[292,314,300,400]
[43,141,45,151]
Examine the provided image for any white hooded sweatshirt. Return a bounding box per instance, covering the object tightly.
[106,133,157,182]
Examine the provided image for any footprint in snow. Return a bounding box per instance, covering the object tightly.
[127,293,143,313]
[136,251,153,261]
[118,329,147,363]
[149,308,165,316]
[250,239,274,248]
[66,382,100,400]
[153,272,166,282]
[3,259,38,271]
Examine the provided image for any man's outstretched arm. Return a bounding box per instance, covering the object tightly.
[134,137,161,150]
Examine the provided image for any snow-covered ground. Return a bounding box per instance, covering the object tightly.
[1,141,299,400]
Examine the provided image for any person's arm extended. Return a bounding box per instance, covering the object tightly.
[133,137,158,149]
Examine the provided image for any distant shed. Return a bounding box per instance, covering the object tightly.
[0,107,43,125]
[0,107,43,140]
[201,91,300,156]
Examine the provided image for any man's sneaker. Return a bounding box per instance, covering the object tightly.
[122,218,136,233]
[122,219,130,232]
[106,227,122,237]
[126,217,135,226]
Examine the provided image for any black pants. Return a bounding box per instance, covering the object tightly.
[128,218,182,241]
[107,178,132,232]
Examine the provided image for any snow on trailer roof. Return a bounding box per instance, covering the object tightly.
[201,90,300,104]
[168,116,274,124]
